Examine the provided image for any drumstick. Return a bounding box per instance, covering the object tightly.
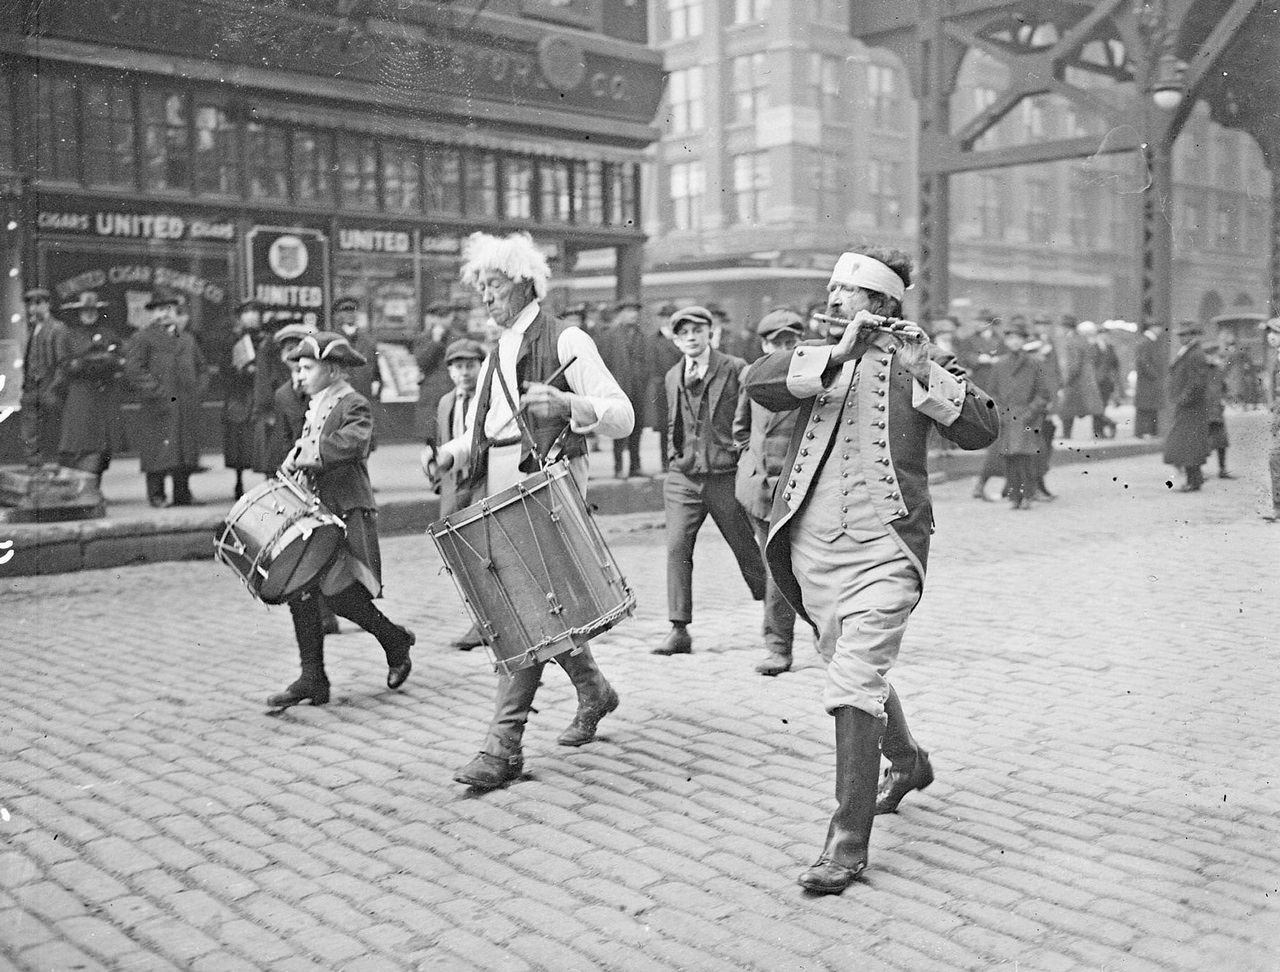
[489,355,581,439]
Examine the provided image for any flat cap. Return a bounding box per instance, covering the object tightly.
[756,308,805,337]
[669,305,714,332]
[444,338,486,363]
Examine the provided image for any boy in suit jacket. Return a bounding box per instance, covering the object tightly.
[655,306,767,656]
[734,309,806,675]
[268,332,415,708]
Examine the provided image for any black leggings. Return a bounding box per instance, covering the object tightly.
[288,583,409,676]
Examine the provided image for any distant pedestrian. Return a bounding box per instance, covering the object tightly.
[221,299,264,499]
[1054,315,1104,439]
[648,303,683,471]
[18,286,70,467]
[331,297,380,447]
[1027,313,1061,500]
[1080,321,1118,438]
[734,309,805,676]
[1133,324,1165,438]
[56,291,126,489]
[597,298,654,478]
[124,293,208,507]
[1202,344,1233,480]
[986,318,1054,510]
[1260,318,1280,522]
[1162,322,1213,492]
[413,300,464,445]
[655,305,767,657]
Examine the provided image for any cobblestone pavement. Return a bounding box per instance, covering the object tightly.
[2,414,1278,971]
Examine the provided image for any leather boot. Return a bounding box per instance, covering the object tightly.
[557,683,619,747]
[876,684,934,815]
[798,706,884,895]
[754,649,792,676]
[453,750,523,789]
[271,598,330,707]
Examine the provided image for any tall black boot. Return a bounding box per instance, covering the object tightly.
[876,684,934,814]
[798,706,884,894]
[269,596,330,707]
[325,583,415,689]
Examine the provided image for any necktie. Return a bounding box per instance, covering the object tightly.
[455,394,470,439]
[686,364,702,390]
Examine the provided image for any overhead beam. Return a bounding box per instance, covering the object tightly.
[923,133,1142,174]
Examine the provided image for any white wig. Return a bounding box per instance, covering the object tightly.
[460,231,550,299]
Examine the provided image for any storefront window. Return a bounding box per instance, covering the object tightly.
[83,80,135,189]
[504,157,534,220]
[539,161,570,223]
[193,102,237,196]
[606,163,637,226]
[382,141,421,214]
[425,148,462,217]
[293,129,335,205]
[573,160,604,225]
[34,75,80,182]
[245,122,289,201]
[338,134,379,210]
[140,89,191,192]
[464,151,498,219]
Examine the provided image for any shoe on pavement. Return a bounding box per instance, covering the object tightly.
[267,676,330,708]
[453,751,523,790]
[653,625,692,655]
[557,685,620,746]
[798,857,866,895]
[386,627,415,689]
[1261,508,1280,522]
[875,750,934,815]
[755,651,792,677]
[450,623,485,650]
[1218,471,1236,479]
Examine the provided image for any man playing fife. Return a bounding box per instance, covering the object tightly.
[424,232,634,791]
[745,247,999,894]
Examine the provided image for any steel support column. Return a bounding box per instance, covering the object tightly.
[1137,134,1175,331]
[914,3,954,322]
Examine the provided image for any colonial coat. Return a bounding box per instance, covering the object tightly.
[744,340,999,624]
[1134,334,1165,412]
[292,384,382,598]
[987,349,1054,456]
[1162,341,1213,467]
[124,322,208,473]
[664,349,748,475]
[57,324,127,456]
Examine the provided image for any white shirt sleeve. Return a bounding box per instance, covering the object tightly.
[558,326,635,438]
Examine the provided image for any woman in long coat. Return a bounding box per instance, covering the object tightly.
[57,296,127,486]
[221,300,263,498]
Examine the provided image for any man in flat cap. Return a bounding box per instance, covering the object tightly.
[733,308,807,675]
[656,304,767,657]
[1162,322,1213,492]
[424,231,634,790]
[1262,318,1280,521]
[124,293,208,507]
[18,286,70,467]
[435,338,486,519]
[745,246,998,894]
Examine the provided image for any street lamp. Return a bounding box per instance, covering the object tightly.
[1136,0,1188,109]
[1150,49,1187,109]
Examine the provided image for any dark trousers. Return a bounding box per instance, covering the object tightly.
[288,582,409,678]
[146,470,192,503]
[1134,409,1159,437]
[664,469,766,623]
[1005,454,1034,505]
[19,398,61,466]
[1183,464,1205,489]
[753,515,796,654]
[483,647,610,756]
[612,427,643,474]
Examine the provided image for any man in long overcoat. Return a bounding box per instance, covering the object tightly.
[986,319,1054,509]
[1054,316,1105,439]
[57,291,126,487]
[1133,325,1165,438]
[221,298,264,499]
[1162,322,1213,492]
[598,298,654,477]
[125,293,208,507]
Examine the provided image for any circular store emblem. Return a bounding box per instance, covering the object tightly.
[538,35,586,92]
[268,235,309,280]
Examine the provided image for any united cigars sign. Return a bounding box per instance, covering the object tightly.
[246,227,329,325]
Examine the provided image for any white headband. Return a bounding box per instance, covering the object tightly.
[829,252,907,303]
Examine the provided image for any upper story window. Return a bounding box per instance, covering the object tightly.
[193,101,236,196]
[668,67,704,136]
[732,151,770,224]
[140,89,191,192]
[731,53,770,124]
[464,151,499,219]
[34,75,80,182]
[337,134,379,210]
[607,162,637,227]
[811,54,842,121]
[667,0,703,40]
[574,160,604,225]
[669,159,704,232]
[540,160,571,223]
[504,157,534,220]
[424,148,462,217]
[293,129,335,205]
[83,80,135,189]
[866,64,901,131]
[866,158,902,230]
[732,0,770,25]
[245,121,289,201]
[1026,177,1054,243]
[382,141,421,213]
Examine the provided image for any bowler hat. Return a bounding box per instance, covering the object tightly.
[444,338,485,364]
[756,308,805,337]
[61,291,109,311]
[669,305,714,332]
[285,331,368,367]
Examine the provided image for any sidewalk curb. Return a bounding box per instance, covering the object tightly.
[0,439,1162,578]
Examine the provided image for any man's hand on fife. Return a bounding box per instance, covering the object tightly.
[891,322,932,380]
[523,381,573,420]
[829,310,882,366]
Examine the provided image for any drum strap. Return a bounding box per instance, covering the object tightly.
[493,363,545,467]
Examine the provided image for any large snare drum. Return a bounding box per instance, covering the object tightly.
[429,462,636,675]
[215,475,345,605]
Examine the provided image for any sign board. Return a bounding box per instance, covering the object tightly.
[246,226,329,327]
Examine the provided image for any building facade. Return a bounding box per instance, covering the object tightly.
[0,0,662,448]
[565,0,1270,338]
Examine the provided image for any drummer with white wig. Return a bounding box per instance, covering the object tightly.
[424,230,635,790]
[264,331,416,709]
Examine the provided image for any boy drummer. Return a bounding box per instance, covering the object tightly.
[268,331,415,707]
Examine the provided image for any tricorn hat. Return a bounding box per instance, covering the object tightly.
[285,331,368,367]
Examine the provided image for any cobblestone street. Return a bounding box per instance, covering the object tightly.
[3,418,1278,971]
